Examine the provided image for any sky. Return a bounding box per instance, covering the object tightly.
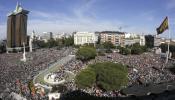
[0,0,175,39]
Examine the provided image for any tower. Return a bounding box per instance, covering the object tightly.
[7,3,29,49]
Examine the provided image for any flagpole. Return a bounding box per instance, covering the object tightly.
[166,16,170,64]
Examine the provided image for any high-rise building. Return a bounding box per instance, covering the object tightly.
[74,32,98,45]
[7,3,29,49]
[40,32,53,42]
[100,31,125,47]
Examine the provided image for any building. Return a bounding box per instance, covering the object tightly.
[172,39,175,42]
[145,35,154,48]
[74,32,98,45]
[125,39,140,46]
[53,32,72,40]
[40,32,53,42]
[140,35,145,46]
[100,31,125,47]
[7,3,29,49]
[154,35,162,47]
[124,33,145,46]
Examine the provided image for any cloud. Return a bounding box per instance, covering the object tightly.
[1,0,156,39]
[31,10,53,18]
[27,0,125,35]
[72,0,97,19]
[28,12,123,35]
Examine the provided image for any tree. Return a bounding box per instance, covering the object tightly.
[75,68,96,88]
[90,62,128,91]
[35,40,48,48]
[47,39,57,48]
[160,43,167,53]
[101,41,115,53]
[35,37,74,49]
[63,36,74,47]
[76,46,97,61]
[160,43,175,58]
[55,38,64,47]
[75,62,128,91]
[0,43,6,53]
[96,35,101,44]
[84,43,95,48]
[131,47,143,54]
[102,41,115,50]
[119,47,131,55]
[130,43,146,54]
[160,43,175,53]
[118,43,147,55]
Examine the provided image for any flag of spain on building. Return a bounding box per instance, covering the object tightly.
[156,17,169,35]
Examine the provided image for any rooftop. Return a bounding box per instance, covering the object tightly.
[8,2,29,16]
[100,31,125,34]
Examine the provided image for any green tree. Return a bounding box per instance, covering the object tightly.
[130,43,146,54]
[119,47,131,55]
[92,62,128,91]
[160,43,175,58]
[0,43,6,53]
[160,43,167,53]
[76,46,97,61]
[63,36,74,47]
[102,41,115,50]
[75,68,96,88]
[47,39,57,48]
[84,43,95,48]
[160,43,175,53]
[75,62,128,91]
[131,47,143,54]
[55,38,64,48]
[35,40,47,48]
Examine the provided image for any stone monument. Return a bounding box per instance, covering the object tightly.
[29,30,35,52]
[20,42,26,62]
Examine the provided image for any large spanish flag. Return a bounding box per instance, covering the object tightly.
[156,17,169,35]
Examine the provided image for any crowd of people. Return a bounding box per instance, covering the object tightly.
[0,47,72,100]
[107,52,175,85]
[1,47,175,99]
[47,70,66,82]
[52,52,175,97]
